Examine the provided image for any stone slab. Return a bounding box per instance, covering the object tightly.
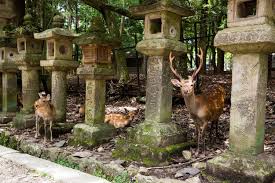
[136,38,186,56]
[0,145,110,183]
[206,151,275,183]
[214,24,275,53]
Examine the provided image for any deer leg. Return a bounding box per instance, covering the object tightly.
[43,120,47,143]
[35,115,39,138]
[196,127,201,156]
[201,122,209,155]
[209,122,214,143]
[50,121,53,142]
[215,121,219,139]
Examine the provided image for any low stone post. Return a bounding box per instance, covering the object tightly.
[13,14,43,129]
[34,15,79,122]
[71,17,119,147]
[0,35,18,123]
[207,0,275,182]
[113,0,194,166]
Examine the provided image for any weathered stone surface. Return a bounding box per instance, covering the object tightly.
[230,54,267,155]
[85,79,106,125]
[214,24,275,53]
[182,150,192,161]
[145,56,172,123]
[113,128,192,166]
[51,70,67,122]
[72,123,116,147]
[77,64,114,80]
[137,39,186,56]
[227,0,274,28]
[0,0,17,30]
[206,151,275,183]
[40,60,79,71]
[20,68,40,114]
[129,0,194,17]
[34,28,77,40]
[2,72,17,113]
[175,167,200,178]
[13,113,35,129]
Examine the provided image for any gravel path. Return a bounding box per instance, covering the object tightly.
[0,157,56,183]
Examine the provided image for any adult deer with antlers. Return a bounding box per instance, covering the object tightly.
[169,49,225,154]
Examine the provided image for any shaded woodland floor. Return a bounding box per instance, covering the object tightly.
[4,73,275,182]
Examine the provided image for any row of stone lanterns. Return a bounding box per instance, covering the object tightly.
[0,0,274,181]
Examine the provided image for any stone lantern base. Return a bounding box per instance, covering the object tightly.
[70,64,116,147]
[206,151,275,183]
[71,123,116,147]
[113,122,192,166]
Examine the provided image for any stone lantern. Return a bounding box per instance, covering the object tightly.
[0,0,16,30]
[13,14,44,129]
[0,34,18,123]
[34,15,79,122]
[71,17,119,147]
[113,0,194,166]
[207,0,275,182]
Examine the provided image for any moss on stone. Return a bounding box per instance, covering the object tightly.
[0,131,18,149]
[113,137,195,166]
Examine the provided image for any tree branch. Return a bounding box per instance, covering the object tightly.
[81,0,142,19]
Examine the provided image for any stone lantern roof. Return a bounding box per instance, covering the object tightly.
[34,15,76,40]
[130,0,194,17]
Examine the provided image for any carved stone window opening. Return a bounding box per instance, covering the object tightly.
[237,0,257,18]
[150,18,162,34]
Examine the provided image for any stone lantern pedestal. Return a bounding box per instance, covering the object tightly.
[206,0,275,182]
[12,15,44,129]
[113,0,194,166]
[71,17,119,147]
[34,15,79,122]
[0,36,18,123]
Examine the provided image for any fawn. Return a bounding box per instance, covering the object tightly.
[104,109,136,128]
[76,104,85,117]
[34,92,56,142]
[169,49,225,154]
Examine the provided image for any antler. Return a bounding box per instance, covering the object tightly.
[192,48,204,81]
[169,52,183,80]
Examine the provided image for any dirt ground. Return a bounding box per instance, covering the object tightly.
[6,73,275,182]
[0,156,55,183]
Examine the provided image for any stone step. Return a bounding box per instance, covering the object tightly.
[0,145,110,183]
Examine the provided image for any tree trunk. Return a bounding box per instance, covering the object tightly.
[102,8,129,83]
[217,48,225,73]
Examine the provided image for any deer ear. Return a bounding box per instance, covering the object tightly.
[38,92,43,98]
[46,94,51,101]
[171,79,182,87]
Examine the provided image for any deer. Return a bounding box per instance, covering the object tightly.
[104,108,137,128]
[34,92,56,142]
[169,49,225,154]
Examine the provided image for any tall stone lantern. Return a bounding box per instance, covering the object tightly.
[0,34,18,123]
[71,17,119,147]
[0,0,16,30]
[13,14,44,129]
[207,0,275,182]
[34,15,79,122]
[114,0,194,166]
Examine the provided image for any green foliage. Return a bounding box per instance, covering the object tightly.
[54,158,80,170]
[93,167,133,183]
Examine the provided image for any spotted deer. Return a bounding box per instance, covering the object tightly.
[34,92,56,142]
[169,49,225,154]
[104,109,137,128]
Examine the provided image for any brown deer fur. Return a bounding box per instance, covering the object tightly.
[104,109,136,128]
[169,49,225,153]
[34,92,56,142]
